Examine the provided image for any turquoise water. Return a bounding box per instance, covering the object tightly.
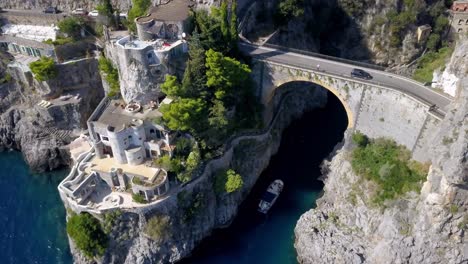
[0,151,72,264]
[184,91,348,263]
[0,91,346,264]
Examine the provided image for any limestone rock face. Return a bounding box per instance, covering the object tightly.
[67,85,329,264]
[432,39,468,97]
[0,57,104,171]
[243,0,442,67]
[294,41,468,264]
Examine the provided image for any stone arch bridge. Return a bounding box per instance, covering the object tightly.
[241,43,453,162]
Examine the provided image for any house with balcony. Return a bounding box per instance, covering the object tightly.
[58,97,185,212]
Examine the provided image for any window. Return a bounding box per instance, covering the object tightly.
[101,136,109,141]
[150,129,155,134]
[128,135,132,139]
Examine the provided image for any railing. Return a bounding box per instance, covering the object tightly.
[262,43,387,71]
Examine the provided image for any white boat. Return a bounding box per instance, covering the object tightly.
[258,179,284,214]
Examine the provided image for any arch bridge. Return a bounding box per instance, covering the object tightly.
[241,43,453,162]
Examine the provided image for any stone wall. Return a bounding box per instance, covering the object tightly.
[254,60,439,162]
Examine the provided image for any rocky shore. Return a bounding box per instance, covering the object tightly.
[0,57,104,171]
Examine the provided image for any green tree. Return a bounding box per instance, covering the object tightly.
[186,146,201,171]
[181,30,207,98]
[29,57,58,81]
[66,213,107,258]
[205,49,251,102]
[160,98,207,132]
[208,99,229,130]
[161,75,185,97]
[426,33,440,50]
[58,17,83,39]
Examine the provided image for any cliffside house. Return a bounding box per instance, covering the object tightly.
[59,98,182,212]
[0,23,57,59]
[108,0,190,104]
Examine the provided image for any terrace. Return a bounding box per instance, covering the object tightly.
[84,155,159,180]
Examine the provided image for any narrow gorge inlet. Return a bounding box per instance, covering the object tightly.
[183,90,348,263]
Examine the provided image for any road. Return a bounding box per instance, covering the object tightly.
[239,42,453,115]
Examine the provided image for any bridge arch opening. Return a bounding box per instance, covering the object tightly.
[266,79,353,129]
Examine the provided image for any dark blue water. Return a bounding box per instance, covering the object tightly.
[0,90,346,264]
[183,91,348,263]
[0,151,72,264]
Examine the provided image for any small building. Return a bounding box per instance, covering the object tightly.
[452,0,468,12]
[450,0,468,34]
[0,24,57,59]
[417,24,432,43]
[135,0,192,41]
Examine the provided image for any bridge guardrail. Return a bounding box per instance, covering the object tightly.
[262,43,387,71]
[256,57,447,118]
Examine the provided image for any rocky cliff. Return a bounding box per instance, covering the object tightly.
[243,0,449,67]
[294,40,468,263]
[0,56,104,171]
[67,84,328,264]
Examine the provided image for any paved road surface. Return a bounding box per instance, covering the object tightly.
[240,42,453,115]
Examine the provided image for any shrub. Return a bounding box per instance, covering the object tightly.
[66,213,107,258]
[101,210,122,234]
[0,73,12,84]
[155,155,183,174]
[29,57,58,81]
[352,132,369,147]
[174,137,193,158]
[351,136,428,206]
[185,147,201,171]
[145,215,170,240]
[214,169,243,194]
[43,37,74,46]
[132,193,147,203]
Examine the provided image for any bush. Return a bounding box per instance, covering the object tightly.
[43,36,74,46]
[66,213,107,258]
[214,169,243,194]
[145,215,170,240]
[352,132,368,147]
[98,57,120,97]
[132,193,147,203]
[0,73,12,84]
[155,155,183,174]
[101,210,122,234]
[29,57,58,81]
[351,136,428,206]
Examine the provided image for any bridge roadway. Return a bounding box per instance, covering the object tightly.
[239,42,453,115]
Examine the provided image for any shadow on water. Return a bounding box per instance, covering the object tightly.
[182,89,348,264]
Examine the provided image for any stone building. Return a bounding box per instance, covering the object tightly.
[450,1,468,34]
[106,0,190,104]
[58,97,184,211]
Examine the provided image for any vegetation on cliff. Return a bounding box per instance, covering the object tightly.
[98,57,120,97]
[413,46,454,83]
[351,132,428,206]
[214,169,244,194]
[66,213,108,258]
[160,4,261,153]
[29,57,58,81]
[145,215,170,240]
